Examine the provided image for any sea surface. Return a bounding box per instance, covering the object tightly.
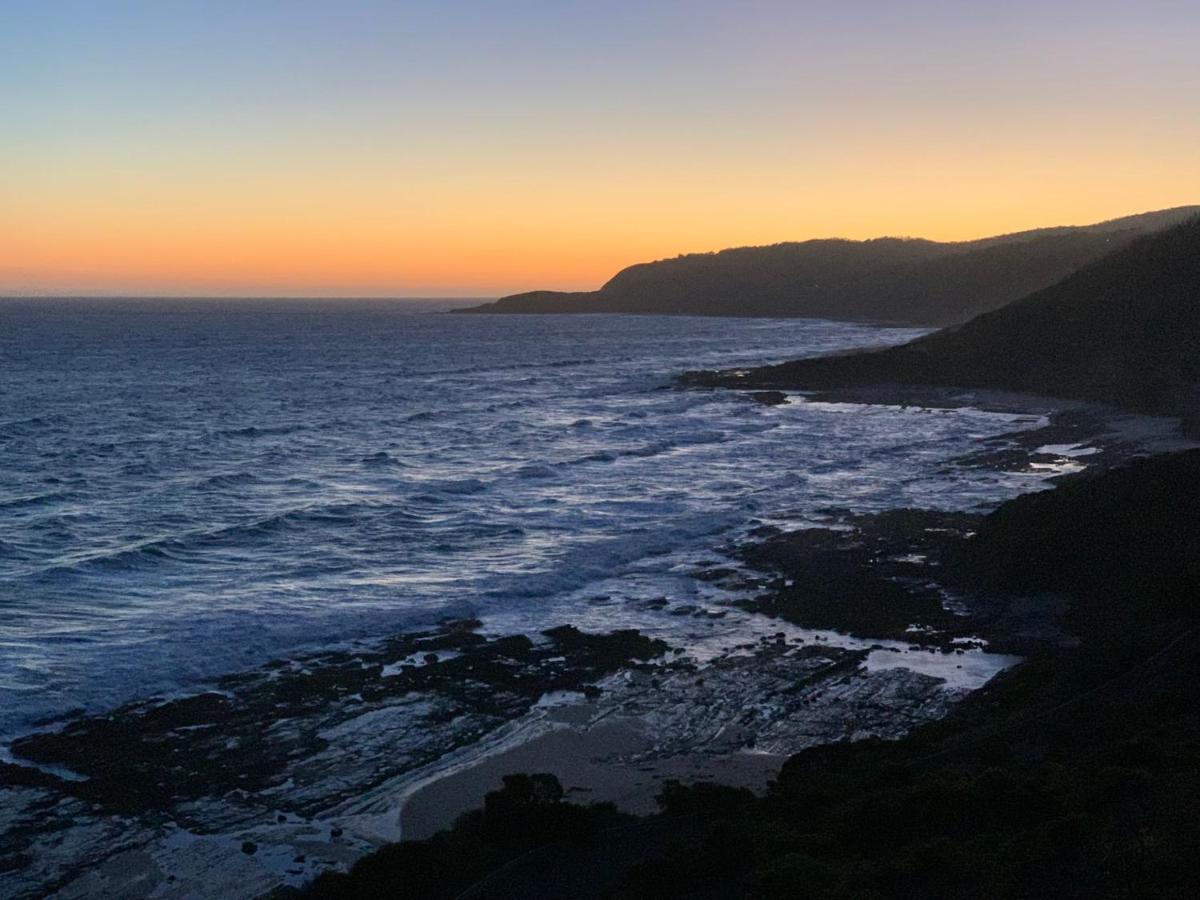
[0,300,1052,742]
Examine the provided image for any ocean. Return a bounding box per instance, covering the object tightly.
[0,300,1051,742]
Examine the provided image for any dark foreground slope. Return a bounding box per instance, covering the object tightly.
[690,216,1200,419]
[458,207,1197,326]
[610,451,1200,900]
[304,452,1200,899]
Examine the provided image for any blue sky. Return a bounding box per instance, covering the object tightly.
[3,1,1198,295]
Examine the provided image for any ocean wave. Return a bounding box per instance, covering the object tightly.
[515,463,558,479]
[380,506,442,526]
[414,477,489,495]
[483,509,742,601]
[581,450,618,463]
[207,423,308,440]
[119,461,158,476]
[0,598,477,742]
[569,428,752,466]
[1,309,1025,748]
[403,410,440,423]
[0,537,34,558]
[34,502,397,574]
[0,490,75,511]
[430,522,526,552]
[417,357,601,378]
[195,471,260,490]
[0,414,68,438]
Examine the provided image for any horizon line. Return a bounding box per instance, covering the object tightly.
[0,294,496,301]
[7,203,1198,302]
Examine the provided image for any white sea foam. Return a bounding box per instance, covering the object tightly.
[0,305,1059,741]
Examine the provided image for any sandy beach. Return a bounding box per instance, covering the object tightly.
[399,715,783,841]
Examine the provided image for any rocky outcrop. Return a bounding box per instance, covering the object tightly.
[0,622,668,898]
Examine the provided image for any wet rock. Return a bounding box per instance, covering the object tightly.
[540,625,668,668]
[1,618,676,898]
[734,508,982,645]
[693,567,738,583]
[749,391,789,406]
[587,644,961,762]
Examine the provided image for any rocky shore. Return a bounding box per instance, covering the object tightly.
[0,622,668,897]
[0,608,986,898]
[308,445,1200,900]
[1,389,1192,899]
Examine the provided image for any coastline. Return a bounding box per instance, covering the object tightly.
[388,391,1197,843]
[1,389,1194,899]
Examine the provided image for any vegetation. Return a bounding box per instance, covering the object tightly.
[617,451,1200,898]
[699,216,1200,420]
[458,208,1197,326]
[303,773,632,899]
[959,451,1200,609]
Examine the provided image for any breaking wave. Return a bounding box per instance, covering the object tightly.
[1,304,1046,740]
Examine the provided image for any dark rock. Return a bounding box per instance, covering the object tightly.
[693,567,738,583]
[0,761,64,790]
[734,508,978,644]
[7,620,671,820]
[958,450,1200,627]
[750,391,788,406]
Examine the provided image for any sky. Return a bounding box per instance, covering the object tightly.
[2,0,1198,297]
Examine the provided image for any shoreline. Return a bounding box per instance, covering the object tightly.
[385,388,1197,844]
[372,389,1199,846]
[1,389,1194,898]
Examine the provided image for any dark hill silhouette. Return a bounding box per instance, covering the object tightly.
[458,207,1199,325]
[689,216,1200,419]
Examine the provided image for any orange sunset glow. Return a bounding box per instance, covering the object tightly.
[4,1,1198,296]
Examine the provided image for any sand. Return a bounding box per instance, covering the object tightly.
[399,709,784,840]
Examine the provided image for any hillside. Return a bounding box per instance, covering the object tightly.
[689,216,1200,418]
[457,207,1198,325]
[612,452,1200,900]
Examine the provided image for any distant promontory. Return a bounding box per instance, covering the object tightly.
[456,207,1199,326]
